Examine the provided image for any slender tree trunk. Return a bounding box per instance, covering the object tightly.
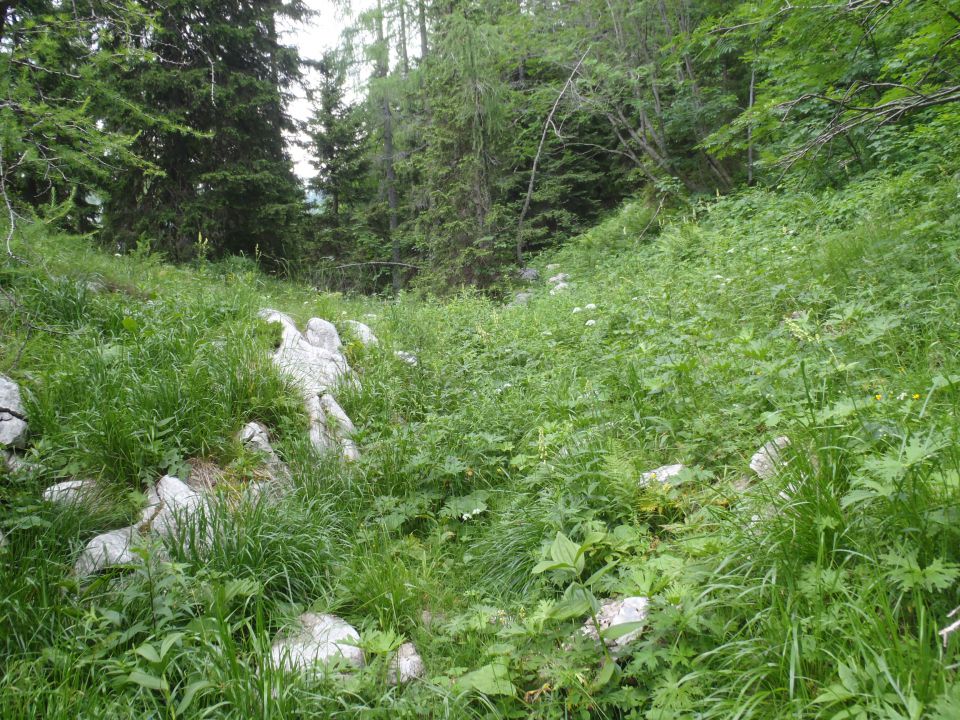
[418,0,428,59]
[376,0,401,292]
[747,66,756,186]
[398,0,410,77]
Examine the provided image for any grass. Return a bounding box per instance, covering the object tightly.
[2,161,960,717]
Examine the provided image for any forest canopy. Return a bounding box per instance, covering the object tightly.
[2,0,958,290]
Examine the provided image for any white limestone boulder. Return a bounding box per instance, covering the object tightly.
[394,350,418,366]
[270,613,364,675]
[343,320,379,347]
[548,273,570,285]
[639,463,685,487]
[549,282,570,295]
[239,421,292,484]
[579,596,650,652]
[387,642,425,685]
[140,475,210,548]
[43,478,100,506]
[750,436,791,481]
[0,374,28,448]
[307,395,359,461]
[259,310,352,396]
[305,318,343,354]
[74,526,141,578]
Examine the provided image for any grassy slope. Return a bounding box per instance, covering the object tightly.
[2,163,960,718]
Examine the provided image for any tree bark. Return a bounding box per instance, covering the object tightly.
[376,0,401,293]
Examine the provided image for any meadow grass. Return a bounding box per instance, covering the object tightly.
[1,163,960,717]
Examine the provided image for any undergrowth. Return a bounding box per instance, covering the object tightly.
[2,163,960,717]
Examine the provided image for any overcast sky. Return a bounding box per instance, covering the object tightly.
[281,0,374,180]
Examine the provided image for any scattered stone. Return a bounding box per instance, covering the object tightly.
[509,291,534,307]
[43,479,100,506]
[549,282,570,295]
[260,309,361,460]
[388,642,426,685]
[3,450,29,474]
[585,319,596,327]
[305,318,343,354]
[519,268,540,282]
[0,374,29,449]
[585,303,597,310]
[546,263,560,271]
[239,421,292,484]
[343,320,379,347]
[749,436,791,481]
[270,613,364,675]
[572,306,583,313]
[548,273,570,285]
[579,597,650,652]
[639,463,685,487]
[140,475,210,548]
[259,310,352,397]
[74,526,141,577]
[395,350,419,366]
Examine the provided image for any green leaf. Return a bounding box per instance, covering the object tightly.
[127,670,168,692]
[457,662,516,696]
[594,658,618,688]
[135,643,161,664]
[550,532,584,575]
[599,621,645,642]
[176,680,213,715]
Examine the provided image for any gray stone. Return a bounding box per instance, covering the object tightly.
[548,273,570,285]
[519,268,539,282]
[579,596,649,652]
[749,436,791,481]
[0,375,28,448]
[239,421,292,485]
[639,463,685,487]
[394,350,419,366]
[305,318,343,354]
[74,526,141,578]
[549,282,570,295]
[343,320,379,347]
[43,478,100,506]
[388,642,425,685]
[140,475,210,548]
[270,613,364,675]
[509,291,534,307]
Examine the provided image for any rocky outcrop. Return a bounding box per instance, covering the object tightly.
[388,642,426,685]
[639,463,685,487]
[73,526,142,577]
[239,421,292,488]
[259,310,360,461]
[43,479,100,506]
[270,613,365,675]
[343,320,379,347]
[749,436,791,481]
[0,375,28,448]
[579,596,650,653]
[394,350,418,366]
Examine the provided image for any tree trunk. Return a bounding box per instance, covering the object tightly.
[418,0,428,59]
[376,0,401,293]
[398,0,410,77]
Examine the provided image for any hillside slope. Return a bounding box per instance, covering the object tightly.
[2,164,960,718]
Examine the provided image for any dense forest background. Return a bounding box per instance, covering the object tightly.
[2,1,959,292]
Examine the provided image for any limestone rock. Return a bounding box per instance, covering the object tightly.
[579,596,650,652]
[509,291,533,307]
[343,320,379,347]
[270,613,364,675]
[519,268,540,282]
[639,463,685,487]
[549,282,570,295]
[548,273,570,285]
[239,421,292,486]
[394,350,418,366]
[388,642,425,685]
[43,479,100,506]
[0,374,28,448]
[305,318,343,354]
[141,475,210,548]
[259,310,352,396]
[74,526,141,577]
[307,395,359,461]
[749,436,791,481]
